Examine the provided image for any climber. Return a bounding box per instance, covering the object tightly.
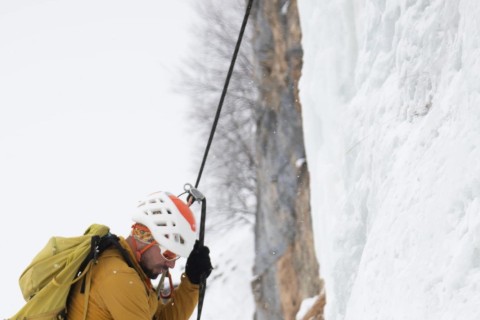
[67,191,213,320]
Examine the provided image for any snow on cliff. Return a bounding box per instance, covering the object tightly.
[299,1,480,319]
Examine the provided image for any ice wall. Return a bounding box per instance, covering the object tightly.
[299,1,480,319]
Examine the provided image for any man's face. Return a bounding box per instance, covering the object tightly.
[139,245,177,279]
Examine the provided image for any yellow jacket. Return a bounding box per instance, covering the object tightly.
[67,237,198,320]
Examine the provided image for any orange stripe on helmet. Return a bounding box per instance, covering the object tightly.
[168,194,197,232]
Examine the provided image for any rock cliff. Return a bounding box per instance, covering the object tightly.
[250,1,323,319]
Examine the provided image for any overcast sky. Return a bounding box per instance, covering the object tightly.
[0,1,200,316]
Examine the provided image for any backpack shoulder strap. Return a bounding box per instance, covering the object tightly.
[74,232,137,320]
[100,234,135,269]
[78,233,135,294]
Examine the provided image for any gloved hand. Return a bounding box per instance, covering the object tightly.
[185,240,213,284]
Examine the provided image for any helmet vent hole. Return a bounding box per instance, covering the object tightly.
[152,210,162,215]
[156,222,167,227]
[172,222,176,227]
[173,234,185,244]
[138,202,146,207]
[167,210,172,215]
[149,200,156,204]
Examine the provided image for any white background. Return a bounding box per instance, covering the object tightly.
[0,1,201,317]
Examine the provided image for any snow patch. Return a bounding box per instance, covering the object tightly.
[296,295,318,320]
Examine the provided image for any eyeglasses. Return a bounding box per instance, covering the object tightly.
[136,239,179,262]
[159,245,179,261]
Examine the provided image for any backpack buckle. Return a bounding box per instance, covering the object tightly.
[91,236,101,264]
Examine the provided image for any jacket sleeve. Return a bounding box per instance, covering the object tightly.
[155,273,199,320]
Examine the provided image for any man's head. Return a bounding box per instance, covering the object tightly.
[128,223,178,279]
[128,191,197,278]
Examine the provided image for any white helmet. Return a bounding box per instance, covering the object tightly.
[132,191,197,257]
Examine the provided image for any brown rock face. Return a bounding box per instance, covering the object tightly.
[250,1,324,319]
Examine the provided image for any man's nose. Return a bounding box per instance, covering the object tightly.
[165,259,176,269]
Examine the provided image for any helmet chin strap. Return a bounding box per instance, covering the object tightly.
[132,237,158,262]
[132,237,175,299]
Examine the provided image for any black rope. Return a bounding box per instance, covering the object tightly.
[193,2,254,319]
[194,0,254,189]
[198,199,207,246]
[196,199,208,320]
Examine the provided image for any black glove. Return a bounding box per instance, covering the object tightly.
[185,240,213,284]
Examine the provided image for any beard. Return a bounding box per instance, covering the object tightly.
[140,262,168,280]
[140,263,159,279]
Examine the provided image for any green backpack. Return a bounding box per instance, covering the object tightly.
[10,224,133,320]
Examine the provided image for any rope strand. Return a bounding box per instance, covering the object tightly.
[194,0,254,189]
[193,2,254,320]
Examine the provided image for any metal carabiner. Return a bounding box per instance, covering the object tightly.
[157,270,175,300]
[184,183,205,203]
